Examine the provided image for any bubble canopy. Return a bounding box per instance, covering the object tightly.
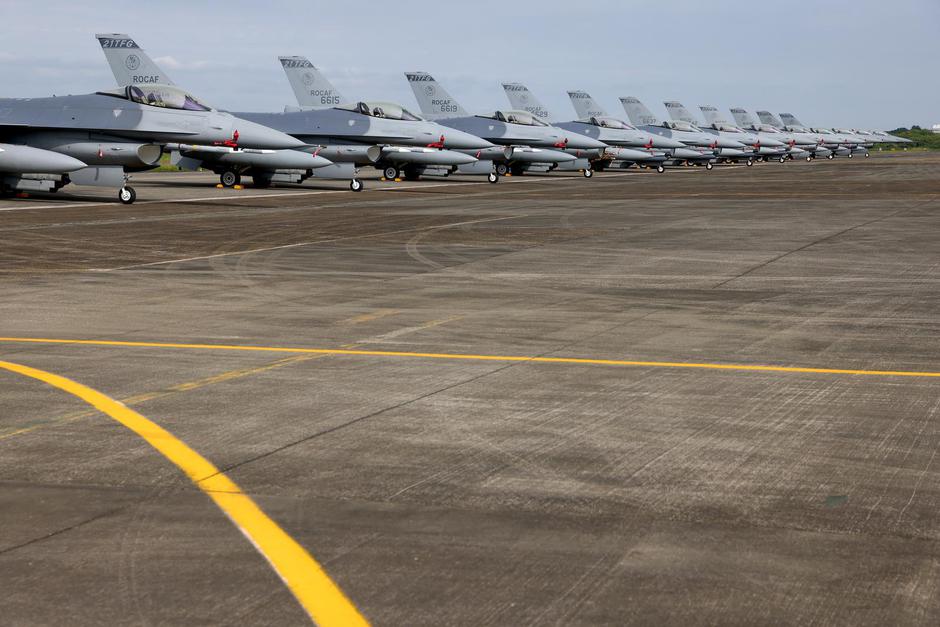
[483,110,550,127]
[106,85,214,111]
[337,101,424,121]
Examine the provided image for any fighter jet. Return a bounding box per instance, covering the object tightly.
[729,108,821,161]
[279,56,503,183]
[663,101,768,166]
[98,36,491,191]
[697,105,789,161]
[755,111,833,159]
[620,97,745,168]
[406,72,607,178]
[499,83,682,173]
[778,113,860,157]
[0,71,301,203]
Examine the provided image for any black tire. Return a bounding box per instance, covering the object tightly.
[705,162,714,171]
[119,186,136,204]
[350,179,363,192]
[657,165,665,173]
[806,156,813,162]
[779,157,786,163]
[487,172,499,184]
[582,168,593,178]
[495,163,509,176]
[848,153,854,159]
[865,153,870,158]
[746,159,754,167]
[383,166,400,180]
[827,154,835,160]
[220,170,240,187]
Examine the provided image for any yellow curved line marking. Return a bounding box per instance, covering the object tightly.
[1,336,939,378]
[0,359,368,627]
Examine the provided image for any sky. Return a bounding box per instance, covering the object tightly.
[1,0,937,129]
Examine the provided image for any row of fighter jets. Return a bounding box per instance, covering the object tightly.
[0,33,911,204]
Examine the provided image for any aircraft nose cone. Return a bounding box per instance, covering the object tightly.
[563,132,607,150]
[232,118,306,150]
[650,135,685,149]
[439,127,494,150]
[760,136,786,147]
[717,136,746,149]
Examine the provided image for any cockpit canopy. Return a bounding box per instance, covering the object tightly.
[123,84,212,111]
[664,120,702,133]
[338,101,424,121]
[483,110,550,127]
[587,116,637,130]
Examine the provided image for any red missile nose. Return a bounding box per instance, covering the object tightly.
[553,137,569,149]
[426,134,445,149]
[233,130,239,143]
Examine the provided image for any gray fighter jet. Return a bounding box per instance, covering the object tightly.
[663,101,766,165]
[755,111,834,159]
[99,36,491,191]
[697,105,789,161]
[0,64,301,203]
[729,108,821,160]
[778,113,859,157]
[279,56,503,182]
[406,72,607,178]
[620,97,745,168]
[499,83,681,173]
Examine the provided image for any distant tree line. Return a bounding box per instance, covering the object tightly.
[881,126,940,150]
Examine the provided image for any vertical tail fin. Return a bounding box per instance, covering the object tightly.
[278,56,345,108]
[96,33,174,86]
[663,101,698,124]
[779,112,805,127]
[501,83,552,122]
[404,72,468,120]
[730,107,758,128]
[567,91,609,119]
[699,105,730,126]
[620,97,660,126]
[757,111,784,127]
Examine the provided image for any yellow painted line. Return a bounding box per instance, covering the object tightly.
[0,359,368,627]
[1,336,939,378]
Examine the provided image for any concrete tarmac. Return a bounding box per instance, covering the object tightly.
[1,153,940,625]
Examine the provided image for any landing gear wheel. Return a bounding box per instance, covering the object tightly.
[827,154,835,160]
[705,162,714,171]
[847,153,854,159]
[495,163,509,176]
[656,165,665,173]
[350,178,363,192]
[487,172,499,184]
[746,159,754,167]
[119,186,136,205]
[865,152,870,158]
[582,168,593,178]
[220,170,240,187]
[779,156,786,163]
[806,155,813,162]
[383,166,400,180]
